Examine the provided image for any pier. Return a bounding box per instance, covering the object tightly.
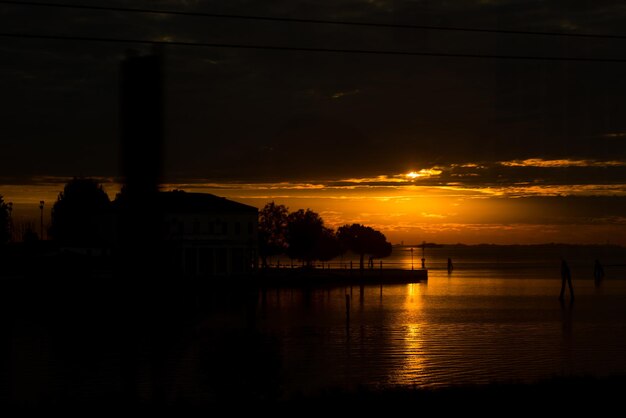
[254,267,428,288]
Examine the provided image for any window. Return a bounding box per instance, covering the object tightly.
[198,247,214,276]
[184,248,197,276]
[216,248,228,274]
[231,248,244,274]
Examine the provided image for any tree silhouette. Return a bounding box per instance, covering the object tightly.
[49,178,112,246]
[337,223,393,270]
[258,201,289,268]
[0,195,9,245]
[286,209,341,267]
[314,226,342,263]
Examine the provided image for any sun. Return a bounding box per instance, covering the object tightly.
[406,171,420,179]
[405,169,443,180]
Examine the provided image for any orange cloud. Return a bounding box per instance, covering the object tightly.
[499,158,626,168]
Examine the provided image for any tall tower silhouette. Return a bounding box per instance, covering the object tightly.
[119,51,163,197]
[117,51,172,402]
[117,50,164,277]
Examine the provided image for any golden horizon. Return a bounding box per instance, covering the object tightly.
[2,171,625,245]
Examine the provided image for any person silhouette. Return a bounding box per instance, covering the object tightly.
[593,259,605,287]
[559,259,574,301]
[447,258,453,274]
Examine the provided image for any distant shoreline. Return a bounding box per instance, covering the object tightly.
[393,242,626,248]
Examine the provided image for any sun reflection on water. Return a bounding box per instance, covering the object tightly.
[387,283,430,386]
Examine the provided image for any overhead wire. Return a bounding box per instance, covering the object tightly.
[1,31,625,63]
[2,0,626,40]
[1,0,625,63]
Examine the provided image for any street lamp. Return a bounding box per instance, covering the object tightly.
[410,247,414,270]
[7,202,12,242]
[421,241,426,269]
[39,200,44,240]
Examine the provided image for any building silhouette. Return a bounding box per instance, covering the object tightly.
[116,51,258,278]
[159,191,258,277]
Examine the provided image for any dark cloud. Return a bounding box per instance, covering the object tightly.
[1,0,626,184]
[457,195,626,226]
[441,162,626,188]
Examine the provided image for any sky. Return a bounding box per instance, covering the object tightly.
[1,0,626,244]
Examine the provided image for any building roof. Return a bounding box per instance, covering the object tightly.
[158,191,258,214]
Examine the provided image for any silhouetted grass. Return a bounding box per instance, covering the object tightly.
[8,374,626,413]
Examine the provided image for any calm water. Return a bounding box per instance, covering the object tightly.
[254,244,626,397]
[7,245,626,403]
[254,274,626,396]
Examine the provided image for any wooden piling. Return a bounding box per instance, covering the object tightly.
[359,284,364,305]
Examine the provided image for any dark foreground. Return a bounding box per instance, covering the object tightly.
[7,375,626,412]
[2,275,624,411]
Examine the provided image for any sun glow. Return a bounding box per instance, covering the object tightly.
[406,169,442,180]
[3,169,626,245]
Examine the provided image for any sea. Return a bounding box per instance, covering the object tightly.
[5,244,626,403]
[253,245,626,395]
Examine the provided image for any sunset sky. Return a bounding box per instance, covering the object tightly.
[2,0,626,244]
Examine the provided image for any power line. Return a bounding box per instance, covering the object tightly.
[2,31,625,63]
[2,0,626,41]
